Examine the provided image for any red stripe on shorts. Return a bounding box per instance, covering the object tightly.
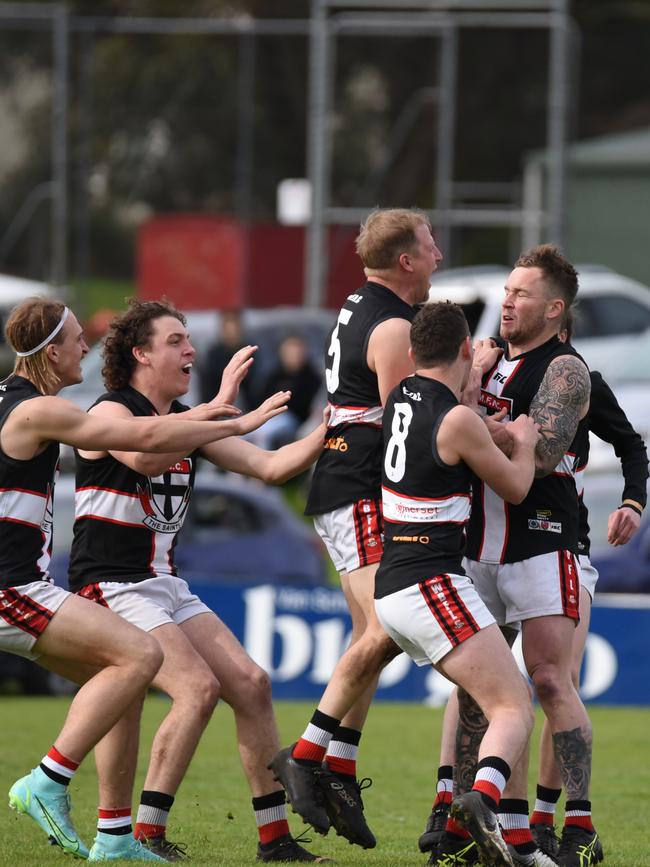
[419,575,480,647]
[78,583,110,608]
[558,550,580,621]
[0,587,54,638]
[353,499,383,567]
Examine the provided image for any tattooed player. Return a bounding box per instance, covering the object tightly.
[432,246,601,867]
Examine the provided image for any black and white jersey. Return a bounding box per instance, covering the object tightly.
[68,386,197,591]
[0,376,59,589]
[375,376,472,599]
[576,370,648,557]
[465,336,589,565]
[305,281,415,516]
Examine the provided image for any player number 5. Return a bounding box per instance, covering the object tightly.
[325,308,353,394]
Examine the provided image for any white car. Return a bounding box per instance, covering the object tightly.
[0,273,58,375]
[428,264,650,378]
[586,328,650,472]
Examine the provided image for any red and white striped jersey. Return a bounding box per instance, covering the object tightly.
[465,336,589,565]
[0,375,59,589]
[68,386,197,591]
[375,375,471,599]
[305,281,415,516]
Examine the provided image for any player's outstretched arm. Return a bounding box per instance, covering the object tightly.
[6,394,266,458]
[439,405,539,504]
[202,406,330,484]
[529,354,590,477]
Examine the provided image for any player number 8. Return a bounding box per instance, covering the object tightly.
[384,402,413,482]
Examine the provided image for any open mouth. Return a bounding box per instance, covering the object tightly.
[181,363,193,376]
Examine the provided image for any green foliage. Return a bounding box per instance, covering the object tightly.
[0,699,648,865]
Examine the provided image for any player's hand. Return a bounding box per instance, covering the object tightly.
[322,405,331,426]
[235,391,290,435]
[507,413,540,449]
[472,338,503,374]
[460,366,482,413]
[607,505,642,546]
[210,345,258,407]
[206,403,242,419]
[484,407,514,456]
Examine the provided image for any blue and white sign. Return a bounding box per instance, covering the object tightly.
[190,582,650,706]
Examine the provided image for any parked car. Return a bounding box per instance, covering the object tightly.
[577,328,650,473]
[0,469,329,693]
[584,472,650,594]
[428,264,650,378]
[48,471,329,588]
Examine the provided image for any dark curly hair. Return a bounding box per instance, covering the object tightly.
[102,299,185,391]
[410,301,470,368]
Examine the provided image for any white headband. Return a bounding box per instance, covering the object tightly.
[15,307,70,357]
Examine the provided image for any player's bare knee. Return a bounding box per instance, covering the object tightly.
[249,665,272,702]
[531,664,567,707]
[137,634,164,682]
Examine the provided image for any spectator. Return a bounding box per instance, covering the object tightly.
[199,309,253,408]
[255,333,323,449]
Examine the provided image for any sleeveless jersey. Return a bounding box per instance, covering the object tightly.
[68,386,197,591]
[465,335,589,565]
[305,281,415,515]
[0,375,59,589]
[375,376,472,599]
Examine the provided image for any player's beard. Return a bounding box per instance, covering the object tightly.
[501,306,548,348]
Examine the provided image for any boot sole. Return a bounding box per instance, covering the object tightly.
[451,800,513,867]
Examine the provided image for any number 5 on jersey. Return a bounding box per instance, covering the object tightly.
[326,308,353,394]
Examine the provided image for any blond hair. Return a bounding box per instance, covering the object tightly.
[5,297,67,394]
[356,208,431,270]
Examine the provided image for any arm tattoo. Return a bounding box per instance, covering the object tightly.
[529,356,590,476]
[455,688,488,795]
[552,725,593,801]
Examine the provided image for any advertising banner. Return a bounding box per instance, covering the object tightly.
[191,582,650,706]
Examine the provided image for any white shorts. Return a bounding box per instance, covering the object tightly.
[375,573,495,666]
[313,498,383,574]
[77,575,212,633]
[0,581,71,660]
[578,554,598,600]
[465,550,581,628]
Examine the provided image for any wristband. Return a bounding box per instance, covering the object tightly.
[619,503,643,517]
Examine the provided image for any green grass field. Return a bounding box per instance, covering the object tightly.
[0,699,648,866]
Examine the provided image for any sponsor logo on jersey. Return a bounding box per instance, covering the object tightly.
[324,435,348,452]
[479,389,513,417]
[392,535,430,544]
[347,293,363,304]
[401,386,421,401]
[528,518,562,533]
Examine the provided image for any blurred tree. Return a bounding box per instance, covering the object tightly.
[0,0,647,281]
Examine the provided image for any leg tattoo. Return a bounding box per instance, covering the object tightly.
[552,726,592,801]
[455,688,488,796]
